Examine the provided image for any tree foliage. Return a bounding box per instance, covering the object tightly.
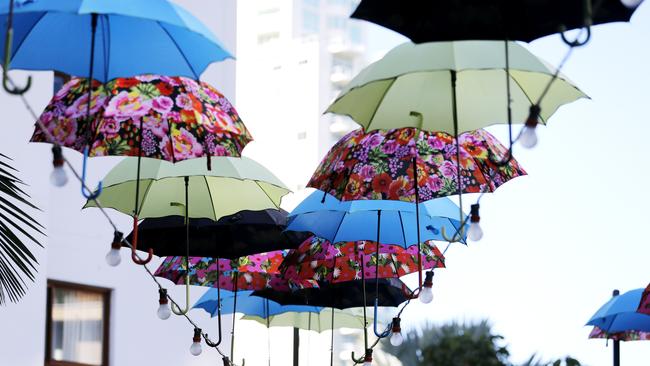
[0,153,43,305]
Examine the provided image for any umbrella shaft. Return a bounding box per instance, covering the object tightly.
[613,340,620,366]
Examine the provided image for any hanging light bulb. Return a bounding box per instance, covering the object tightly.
[467,204,483,241]
[519,105,540,149]
[362,349,373,366]
[420,271,434,304]
[190,328,203,356]
[49,145,68,187]
[105,231,123,267]
[157,289,171,320]
[390,318,404,346]
[620,0,643,9]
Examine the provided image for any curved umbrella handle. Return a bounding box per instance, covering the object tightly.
[2,1,32,96]
[350,351,365,364]
[80,146,102,199]
[130,216,153,265]
[560,25,591,47]
[171,273,191,315]
[372,298,391,339]
[440,225,465,243]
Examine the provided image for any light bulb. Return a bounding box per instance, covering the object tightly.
[420,286,433,304]
[363,362,372,366]
[190,328,203,356]
[519,125,538,149]
[390,331,404,346]
[157,289,171,320]
[190,341,202,356]
[157,303,171,320]
[50,166,68,187]
[468,222,484,241]
[621,0,643,8]
[105,248,121,266]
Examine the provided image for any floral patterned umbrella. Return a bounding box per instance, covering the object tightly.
[153,251,315,292]
[31,75,252,161]
[281,236,445,284]
[308,127,525,202]
[638,284,650,316]
[589,326,650,342]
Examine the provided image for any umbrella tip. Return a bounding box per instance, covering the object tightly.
[613,289,620,297]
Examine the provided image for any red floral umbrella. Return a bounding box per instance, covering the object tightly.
[308,128,525,202]
[589,326,650,341]
[281,236,445,284]
[639,284,650,316]
[31,75,252,162]
[153,251,316,292]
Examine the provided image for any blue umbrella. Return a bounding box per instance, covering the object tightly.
[287,190,467,246]
[1,0,231,83]
[194,288,321,318]
[586,288,650,333]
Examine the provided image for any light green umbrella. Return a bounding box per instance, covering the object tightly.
[326,40,586,134]
[84,156,289,220]
[242,307,372,332]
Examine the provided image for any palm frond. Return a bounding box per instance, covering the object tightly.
[0,153,44,305]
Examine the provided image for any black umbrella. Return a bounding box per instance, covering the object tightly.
[125,209,310,259]
[251,278,409,310]
[351,0,639,43]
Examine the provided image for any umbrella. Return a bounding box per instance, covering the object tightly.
[1,0,230,83]
[587,288,650,366]
[287,190,467,246]
[350,0,640,44]
[241,308,369,332]
[251,278,408,310]
[589,326,650,341]
[638,283,650,315]
[326,41,584,135]
[308,128,526,202]
[31,76,251,162]
[281,236,445,284]
[124,209,310,259]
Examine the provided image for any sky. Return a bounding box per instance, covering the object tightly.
[1,2,649,366]
[351,2,650,365]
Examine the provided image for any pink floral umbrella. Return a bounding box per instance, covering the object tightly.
[281,236,445,284]
[308,127,525,202]
[31,75,252,162]
[589,326,650,341]
[639,284,650,316]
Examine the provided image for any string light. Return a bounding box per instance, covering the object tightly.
[105,231,123,267]
[620,0,643,9]
[467,204,483,241]
[362,349,373,366]
[389,318,403,346]
[157,289,172,320]
[50,145,68,187]
[420,271,434,304]
[190,328,203,356]
[519,105,540,149]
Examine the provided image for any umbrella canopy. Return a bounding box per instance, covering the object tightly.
[281,236,444,284]
[0,0,231,80]
[84,157,289,221]
[350,0,639,43]
[31,76,252,161]
[251,278,410,310]
[287,190,467,245]
[326,41,585,134]
[589,326,650,341]
[124,209,310,259]
[587,288,650,333]
[638,284,650,315]
[242,308,370,332]
[154,252,309,292]
[194,288,321,318]
[308,128,526,202]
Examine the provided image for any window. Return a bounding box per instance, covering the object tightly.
[302,10,319,34]
[327,16,346,30]
[303,0,319,7]
[45,281,111,366]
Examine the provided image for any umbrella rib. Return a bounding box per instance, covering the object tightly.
[508,71,548,124]
[203,175,217,221]
[157,21,199,79]
[256,182,282,209]
[137,179,155,217]
[365,78,397,128]
[397,211,407,247]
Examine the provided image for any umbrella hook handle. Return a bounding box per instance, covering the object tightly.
[2,0,32,95]
[560,0,592,48]
[204,303,223,347]
[171,273,191,315]
[80,146,103,199]
[560,25,591,47]
[440,225,465,243]
[350,351,365,364]
[130,217,153,265]
[372,298,391,338]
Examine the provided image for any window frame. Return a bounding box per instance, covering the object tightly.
[44,280,111,366]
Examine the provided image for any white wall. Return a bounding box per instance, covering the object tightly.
[0,1,237,365]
